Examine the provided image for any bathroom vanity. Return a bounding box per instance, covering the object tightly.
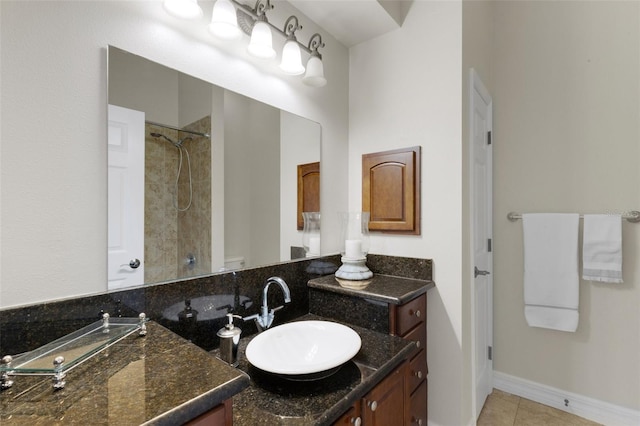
[0,316,421,426]
[308,274,433,425]
[0,255,434,425]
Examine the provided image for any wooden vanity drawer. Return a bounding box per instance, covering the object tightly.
[395,294,425,336]
[407,349,427,393]
[403,321,426,354]
[409,380,427,426]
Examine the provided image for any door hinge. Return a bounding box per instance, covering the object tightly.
[487,238,492,252]
[488,346,493,361]
[487,131,492,145]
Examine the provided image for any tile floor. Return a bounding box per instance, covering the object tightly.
[477,389,602,426]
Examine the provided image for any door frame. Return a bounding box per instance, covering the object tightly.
[469,68,494,420]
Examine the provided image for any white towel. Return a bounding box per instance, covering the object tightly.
[522,213,580,332]
[582,214,623,283]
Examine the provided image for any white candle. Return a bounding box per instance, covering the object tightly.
[345,239,362,258]
[308,237,320,254]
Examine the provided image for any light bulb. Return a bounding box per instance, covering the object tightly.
[209,0,241,40]
[163,0,203,20]
[247,21,276,59]
[279,39,305,75]
[303,55,327,87]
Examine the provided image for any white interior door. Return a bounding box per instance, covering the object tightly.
[470,69,494,418]
[108,104,145,290]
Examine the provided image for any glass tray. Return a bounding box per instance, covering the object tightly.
[1,313,147,390]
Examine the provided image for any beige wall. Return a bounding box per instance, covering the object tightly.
[492,1,640,410]
[349,2,464,424]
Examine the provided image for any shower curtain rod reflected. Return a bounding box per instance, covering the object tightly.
[145,120,210,138]
[507,211,640,223]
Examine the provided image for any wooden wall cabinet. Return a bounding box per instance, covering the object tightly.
[297,161,320,230]
[362,147,420,235]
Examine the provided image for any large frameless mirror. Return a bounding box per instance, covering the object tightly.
[107,46,321,290]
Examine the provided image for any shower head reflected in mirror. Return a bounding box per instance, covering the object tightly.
[150,132,192,148]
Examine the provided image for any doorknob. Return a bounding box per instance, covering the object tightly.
[474,266,490,278]
[129,259,141,269]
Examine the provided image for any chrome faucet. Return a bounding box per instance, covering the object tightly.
[243,276,291,332]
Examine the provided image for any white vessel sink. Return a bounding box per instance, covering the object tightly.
[245,320,361,380]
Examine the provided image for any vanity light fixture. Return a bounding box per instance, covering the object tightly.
[209,0,242,40]
[279,16,305,75]
[303,34,327,87]
[208,0,327,86]
[163,0,203,20]
[247,17,276,59]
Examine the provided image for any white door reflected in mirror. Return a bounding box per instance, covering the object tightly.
[108,104,145,290]
[107,46,321,288]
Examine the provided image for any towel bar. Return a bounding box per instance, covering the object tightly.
[507,211,640,223]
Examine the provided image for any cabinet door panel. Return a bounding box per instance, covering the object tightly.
[184,400,230,425]
[362,146,421,234]
[297,161,320,230]
[362,363,407,425]
[332,400,362,426]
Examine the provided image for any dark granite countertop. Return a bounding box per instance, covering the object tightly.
[220,314,416,426]
[308,274,435,305]
[0,322,249,425]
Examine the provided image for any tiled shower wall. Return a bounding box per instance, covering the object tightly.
[178,116,212,279]
[144,116,212,283]
[145,124,179,283]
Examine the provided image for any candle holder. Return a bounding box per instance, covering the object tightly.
[335,212,373,285]
[302,212,321,257]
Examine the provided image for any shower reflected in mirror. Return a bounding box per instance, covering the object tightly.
[107,46,321,290]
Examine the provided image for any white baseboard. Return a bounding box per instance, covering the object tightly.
[493,371,640,426]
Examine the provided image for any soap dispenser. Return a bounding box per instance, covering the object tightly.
[217,313,242,367]
[178,299,198,342]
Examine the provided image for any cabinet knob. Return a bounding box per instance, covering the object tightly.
[409,309,421,318]
[367,400,378,412]
[414,370,423,379]
[416,340,421,348]
[412,416,423,425]
[350,417,362,426]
